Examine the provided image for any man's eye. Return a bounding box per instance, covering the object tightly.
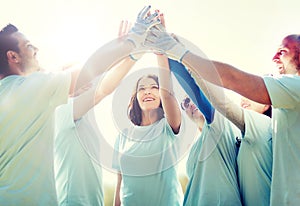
[279,50,286,55]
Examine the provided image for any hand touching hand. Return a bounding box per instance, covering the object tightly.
[119,20,144,61]
[145,14,189,62]
[127,5,160,49]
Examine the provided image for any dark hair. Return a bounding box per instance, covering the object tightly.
[284,34,300,46]
[0,24,19,74]
[283,34,300,71]
[127,74,164,125]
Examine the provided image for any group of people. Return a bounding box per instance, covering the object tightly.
[1,5,300,206]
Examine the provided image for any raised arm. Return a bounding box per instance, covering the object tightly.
[69,5,159,94]
[72,21,138,120]
[144,22,271,104]
[181,52,271,104]
[69,34,133,95]
[169,59,245,132]
[73,57,136,120]
[157,55,181,134]
[168,58,214,124]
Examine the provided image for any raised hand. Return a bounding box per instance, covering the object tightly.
[118,20,131,38]
[145,26,189,62]
[119,20,144,61]
[127,5,160,49]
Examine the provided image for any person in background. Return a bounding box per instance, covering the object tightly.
[179,94,241,206]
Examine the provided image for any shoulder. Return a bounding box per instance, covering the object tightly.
[264,75,300,108]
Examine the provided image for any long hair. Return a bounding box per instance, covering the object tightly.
[0,24,19,74]
[127,74,164,125]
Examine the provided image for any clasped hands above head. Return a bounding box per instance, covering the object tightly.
[127,5,189,61]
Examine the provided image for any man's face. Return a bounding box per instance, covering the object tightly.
[181,97,203,122]
[12,32,40,74]
[272,37,300,75]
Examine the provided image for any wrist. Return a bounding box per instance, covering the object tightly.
[129,54,139,61]
[126,33,139,48]
[166,43,189,63]
[129,51,145,61]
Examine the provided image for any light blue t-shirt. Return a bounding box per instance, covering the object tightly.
[113,118,184,206]
[54,99,104,206]
[264,75,300,206]
[184,111,242,206]
[238,109,272,206]
[0,72,71,206]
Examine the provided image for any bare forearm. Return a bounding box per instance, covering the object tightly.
[72,39,134,93]
[157,55,174,98]
[190,71,245,132]
[95,57,135,103]
[182,52,271,104]
[157,55,181,133]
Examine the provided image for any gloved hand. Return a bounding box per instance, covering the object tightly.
[119,20,145,61]
[127,5,160,48]
[145,25,189,62]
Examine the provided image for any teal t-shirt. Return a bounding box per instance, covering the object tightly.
[54,99,104,206]
[0,72,71,206]
[264,75,300,206]
[238,109,272,206]
[113,118,184,206]
[186,130,203,180]
[184,111,242,206]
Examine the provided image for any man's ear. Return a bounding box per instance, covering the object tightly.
[6,51,19,63]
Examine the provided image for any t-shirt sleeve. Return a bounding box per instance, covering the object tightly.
[243,109,272,144]
[26,71,71,108]
[264,75,300,109]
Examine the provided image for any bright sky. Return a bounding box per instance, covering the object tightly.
[2,0,300,73]
[2,0,300,185]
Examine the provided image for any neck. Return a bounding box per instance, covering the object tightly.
[0,71,19,79]
[140,109,160,126]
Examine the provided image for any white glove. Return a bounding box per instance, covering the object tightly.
[145,25,189,61]
[127,5,160,48]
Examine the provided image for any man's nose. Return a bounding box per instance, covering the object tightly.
[272,53,279,63]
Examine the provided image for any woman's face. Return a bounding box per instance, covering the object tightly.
[136,77,160,111]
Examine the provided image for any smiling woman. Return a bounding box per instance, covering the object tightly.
[111,53,188,206]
